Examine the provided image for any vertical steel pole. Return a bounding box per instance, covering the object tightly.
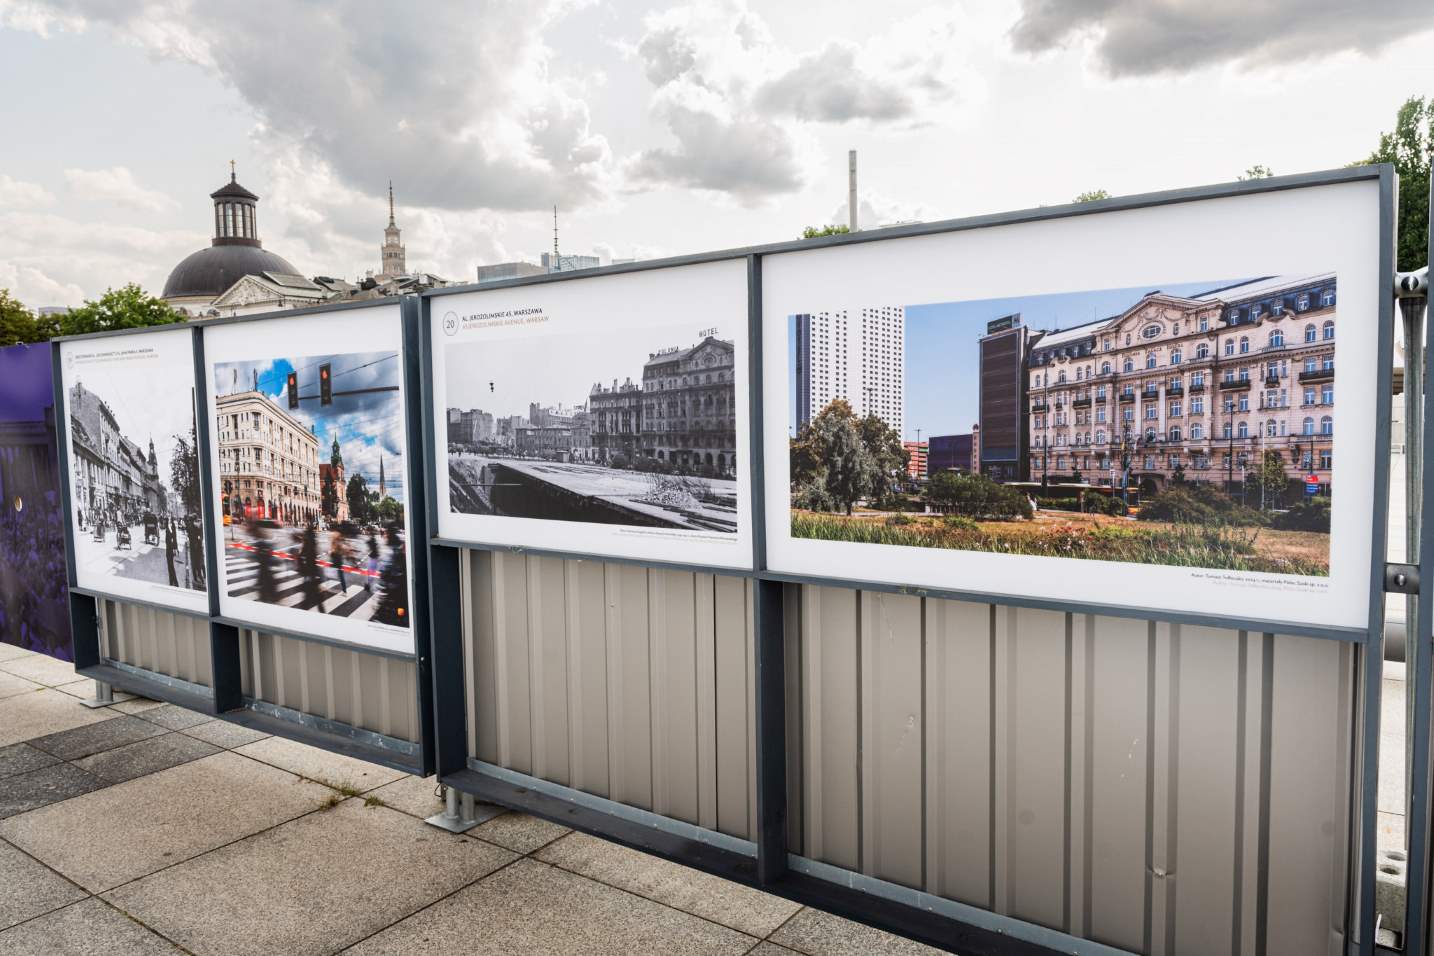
[1403,169,1434,956]
[747,254,788,884]
[194,326,243,713]
[399,297,438,775]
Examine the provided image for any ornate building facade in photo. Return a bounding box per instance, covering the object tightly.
[215,390,321,525]
[994,274,1337,495]
[640,336,737,477]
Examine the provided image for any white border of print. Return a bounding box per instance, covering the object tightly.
[430,258,753,570]
[761,179,1380,630]
[202,303,416,655]
[59,326,209,615]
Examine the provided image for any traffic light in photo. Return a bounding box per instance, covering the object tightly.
[319,363,332,405]
[287,371,298,409]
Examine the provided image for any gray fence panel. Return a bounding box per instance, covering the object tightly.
[237,630,421,744]
[788,586,1357,955]
[99,599,210,687]
[464,550,757,841]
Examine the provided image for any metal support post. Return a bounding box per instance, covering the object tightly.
[80,679,114,709]
[425,784,499,833]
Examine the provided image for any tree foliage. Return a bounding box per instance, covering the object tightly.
[801,224,850,239]
[789,399,903,515]
[924,472,1032,519]
[1072,189,1110,203]
[0,290,58,346]
[60,284,183,337]
[346,474,372,525]
[1238,165,1275,181]
[1361,94,1432,271]
[1249,449,1289,509]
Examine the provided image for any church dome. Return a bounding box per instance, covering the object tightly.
[161,166,300,301]
[162,245,300,299]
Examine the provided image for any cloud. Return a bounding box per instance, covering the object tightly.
[830,192,932,231]
[0,210,201,305]
[624,1,980,201]
[0,173,54,207]
[1008,0,1433,76]
[9,0,614,213]
[64,166,178,211]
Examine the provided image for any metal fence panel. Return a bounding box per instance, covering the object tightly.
[787,586,1357,954]
[100,599,210,687]
[465,550,757,841]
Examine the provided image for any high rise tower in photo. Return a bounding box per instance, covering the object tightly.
[380,182,406,279]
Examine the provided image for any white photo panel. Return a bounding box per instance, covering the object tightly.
[430,258,753,570]
[203,304,416,654]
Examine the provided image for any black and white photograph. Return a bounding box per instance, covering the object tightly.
[445,326,739,533]
[60,327,208,613]
[204,306,415,654]
[431,259,752,569]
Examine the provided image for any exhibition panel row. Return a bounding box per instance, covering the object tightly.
[53,171,1387,645]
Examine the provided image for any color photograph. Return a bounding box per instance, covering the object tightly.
[788,273,1337,576]
[60,328,208,613]
[204,306,414,653]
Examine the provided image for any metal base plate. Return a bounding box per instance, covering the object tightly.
[79,698,113,709]
[425,803,503,833]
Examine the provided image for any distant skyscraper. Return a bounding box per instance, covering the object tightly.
[794,306,904,435]
[379,182,406,279]
[541,252,600,273]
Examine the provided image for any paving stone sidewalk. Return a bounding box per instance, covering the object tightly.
[0,645,942,955]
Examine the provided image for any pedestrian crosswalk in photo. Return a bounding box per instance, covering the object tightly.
[224,544,384,621]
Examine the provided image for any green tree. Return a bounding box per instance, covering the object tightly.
[790,399,876,515]
[346,473,372,525]
[1360,94,1432,271]
[857,413,907,506]
[0,290,58,346]
[376,495,402,526]
[322,436,343,520]
[58,284,182,337]
[1251,449,1289,509]
[1073,189,1110,203]
[169,416,201,522]
[1238,165,1275,181]
[801,224,850,239]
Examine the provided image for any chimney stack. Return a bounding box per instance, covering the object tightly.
[848,149,858,232]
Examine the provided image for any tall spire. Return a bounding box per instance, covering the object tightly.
[379,181,406,279]
[387,181,395,227]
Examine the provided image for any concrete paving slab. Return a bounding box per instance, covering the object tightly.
[749,944,803,956]
[0,839,87,931]
[234,735,406,793]
[0,688,111,748]
[110,697,167,715]
[0,671,43,701]
[30,715,168,761]
[0,743,60,779]
[366,774,444,819]
[0,643,33,662]
[73,732,220,784]
[0,653,78,687]
[106,799,516,956]
[769,907,947,955]
[343,857,755,955]
[52,678,136,704]
[537,831,800,937]
[136,703,213,731]
[1380,810,1407,852]
[0,751,333,892]
[469,811,570,854]
[0,898,184,955]
[179,719,269,750]
[0,764,106,819]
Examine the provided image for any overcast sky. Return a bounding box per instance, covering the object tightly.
[0,0,1430,307]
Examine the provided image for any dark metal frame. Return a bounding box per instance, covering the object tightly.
[51,299,436,776]
[419,166,1399,955]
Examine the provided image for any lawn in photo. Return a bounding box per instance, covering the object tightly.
[213,349,410,628]
[63,331,207,605]
[788,274,1337,576]
[445,324,739,534]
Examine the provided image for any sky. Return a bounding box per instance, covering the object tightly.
[0,0,1430,308]
[214,350,406,504]
[445,322,735,418]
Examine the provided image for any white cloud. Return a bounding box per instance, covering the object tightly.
[64,166,177,211]
[624,1,982,201]
[830,192,933,231]
[9,0,615,213]
[0,261,85,307]
[0,173,54,207]
[1008,0,1434,77]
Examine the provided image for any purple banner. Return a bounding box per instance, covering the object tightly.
[0,342,72,660]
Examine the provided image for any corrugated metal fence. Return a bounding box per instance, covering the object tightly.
[458,554,1357,955]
